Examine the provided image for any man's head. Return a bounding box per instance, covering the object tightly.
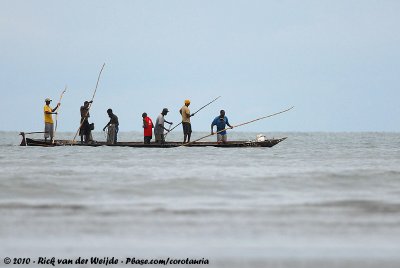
[219,110,225,118]
[45,98,52,105]
[184,99,191,106]
[107,108,113,117]
[142,112,147,118]
[162,108,169,115]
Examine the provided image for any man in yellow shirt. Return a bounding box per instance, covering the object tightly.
[44,98,60,143]
[179,99,194,143]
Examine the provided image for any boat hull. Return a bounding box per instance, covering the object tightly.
[20,137,287,148]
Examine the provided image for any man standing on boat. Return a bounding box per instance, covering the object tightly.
[43,98,60,143]
[211,110,233,144]
[103,109,119,144]
[154,108,173,144]
[179,99,194,143]
[142,112,154,144]
[80,100,93,144]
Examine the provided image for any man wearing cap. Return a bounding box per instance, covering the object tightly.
[43,98,60,143]
[211,110,233,144]
[154,108,173,144]
[142,112,154,144]
[179,99,194,143]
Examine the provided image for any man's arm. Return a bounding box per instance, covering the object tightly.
[51,103,60,112]
[211,119,216,134]
[159,124,169,132]
[45,107,57,115]
[225,117,233,128]
[103,121,110,131]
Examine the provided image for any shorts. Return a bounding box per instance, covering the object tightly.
[155,134,165,143]
[182,122,192,134]
[144,136,152,144]
[217,134,227,143]
[44,123,54,139]
[80,120,91,136]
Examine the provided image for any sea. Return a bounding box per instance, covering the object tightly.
[1,131,399,268]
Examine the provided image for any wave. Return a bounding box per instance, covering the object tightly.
[0,202,87,211]
[302,200,400,213]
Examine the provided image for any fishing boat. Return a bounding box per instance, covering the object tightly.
[19,133,286,148]
[23,64,292,149]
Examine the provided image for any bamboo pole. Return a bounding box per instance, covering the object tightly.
[72,63,106,142]
[52,86,67,143]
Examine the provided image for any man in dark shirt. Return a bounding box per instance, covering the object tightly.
[80,100,93,144]
[103,108,119,144]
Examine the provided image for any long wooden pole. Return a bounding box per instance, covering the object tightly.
[183,106,294,146]
[72,63,106,142]
[165,96,221,136]
[52,86,67,143]
[20,131,48,135]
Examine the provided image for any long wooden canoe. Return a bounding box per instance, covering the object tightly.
[20,136,287,148]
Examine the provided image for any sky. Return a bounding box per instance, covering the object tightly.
[1,0,399,132]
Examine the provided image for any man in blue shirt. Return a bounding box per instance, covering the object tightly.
[211,110,233,143]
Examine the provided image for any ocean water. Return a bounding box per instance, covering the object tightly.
[1,131,400,267]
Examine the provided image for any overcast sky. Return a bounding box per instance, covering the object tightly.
[1,0,399,132]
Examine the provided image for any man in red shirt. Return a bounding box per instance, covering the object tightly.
[142,112,154,144]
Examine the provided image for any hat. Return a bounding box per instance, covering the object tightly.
[162,108,169,113]
[45,98,52,102]
[185,99,191,105]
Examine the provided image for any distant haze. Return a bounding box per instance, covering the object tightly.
[1,0,399,132]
